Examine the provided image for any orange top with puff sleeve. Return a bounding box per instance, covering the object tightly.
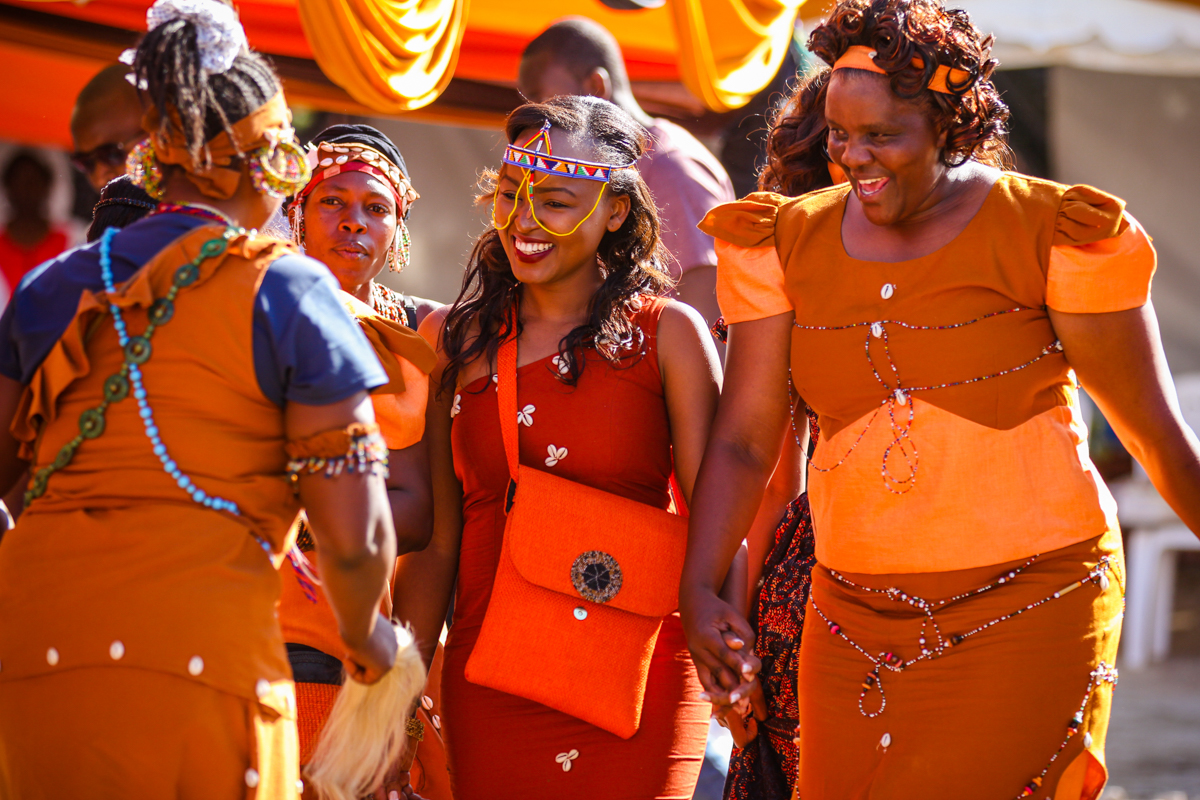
[699,173,1156,574]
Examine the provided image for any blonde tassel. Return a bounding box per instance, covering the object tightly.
[304,623,426,800]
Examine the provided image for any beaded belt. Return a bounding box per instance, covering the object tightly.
[812,556,1118,799]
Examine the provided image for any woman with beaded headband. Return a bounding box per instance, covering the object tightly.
[278,123,445,799]
[0,1,421,796]
[391,95,723,799]
[680,1,1200,798]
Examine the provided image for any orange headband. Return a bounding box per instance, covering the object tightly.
[143,92,294,200]
[832,45,969,95]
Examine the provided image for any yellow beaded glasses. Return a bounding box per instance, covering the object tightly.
[492,122,637,237]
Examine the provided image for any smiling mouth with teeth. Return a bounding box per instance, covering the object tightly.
[515,240,554,255]
[857,177,889,197]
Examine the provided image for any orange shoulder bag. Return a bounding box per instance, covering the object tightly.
[464,331,689,739]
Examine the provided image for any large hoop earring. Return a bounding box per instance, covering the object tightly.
[249,140,312,199]
[126,140,165,201]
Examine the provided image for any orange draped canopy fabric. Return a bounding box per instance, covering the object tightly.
[0,0,816,137]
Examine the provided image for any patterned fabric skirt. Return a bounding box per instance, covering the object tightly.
[795,529,1124,800]
[724,493,817,800]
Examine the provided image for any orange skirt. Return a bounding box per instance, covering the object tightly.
[796,530,1123,800]
[0,666,299,800]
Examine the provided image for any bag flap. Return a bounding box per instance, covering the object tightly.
[506,465,687,618]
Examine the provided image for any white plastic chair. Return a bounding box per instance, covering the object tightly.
[1109,373,1200,669]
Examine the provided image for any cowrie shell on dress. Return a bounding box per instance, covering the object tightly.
[880,732,892,748]
[574,607,588,621]
[555,749,580,772]
[1083,732,1093,748]
[109,640,125,661]
[868,50,878,58]
[245,768,260,788]
[188,655,204,676]
[894,389,908,406]
[881,283,895,300]
[46,647,59,666]
[422,695,434,710]
[1098,572,1110,590]
[256,678,271,699]
[871,322,884,338]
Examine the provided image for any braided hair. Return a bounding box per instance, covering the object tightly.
[126,11,280,170]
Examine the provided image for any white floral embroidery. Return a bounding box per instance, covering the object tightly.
[545,445,568,468]
[555,749,579,772]
[450,394,461,418]
[517,404,536,427]
[551,355,570,376]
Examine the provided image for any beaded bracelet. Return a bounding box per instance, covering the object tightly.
[285,422,389,483]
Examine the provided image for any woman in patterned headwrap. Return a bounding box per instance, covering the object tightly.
[282,123,444,800]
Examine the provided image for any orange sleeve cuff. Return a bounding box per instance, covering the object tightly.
[715,240,792,324]
[1047,214,1157,313]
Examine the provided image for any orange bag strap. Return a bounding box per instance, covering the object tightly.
[497,308,522,511]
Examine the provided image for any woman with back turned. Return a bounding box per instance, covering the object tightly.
[681,2,1200,798]
[0,1,407,796]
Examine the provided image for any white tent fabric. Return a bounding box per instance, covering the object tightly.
[953,0,1200,75]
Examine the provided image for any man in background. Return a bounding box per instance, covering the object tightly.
[70,64,144,192]
[519,18,736,345]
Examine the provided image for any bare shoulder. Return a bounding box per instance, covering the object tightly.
[654,299,721,379]
[656,298,711,342]
[410,296,444,327]
[417,304,452,353]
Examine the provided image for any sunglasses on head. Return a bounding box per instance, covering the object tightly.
[71,140,139,175]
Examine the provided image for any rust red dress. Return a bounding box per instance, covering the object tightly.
[443,298,709,800]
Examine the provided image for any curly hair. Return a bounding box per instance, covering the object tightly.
[758,69,837,196]
[440,96,673,395]
[807,0,1012,168]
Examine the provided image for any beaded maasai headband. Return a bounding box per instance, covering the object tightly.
[494,121,636,237]
[501,121,636,183]
[833,45,970,95]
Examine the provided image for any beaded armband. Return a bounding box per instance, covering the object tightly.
[285,422,389,483]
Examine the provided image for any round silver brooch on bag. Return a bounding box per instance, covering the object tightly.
[571,551,623,603]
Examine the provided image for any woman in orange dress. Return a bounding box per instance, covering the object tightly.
[393,96,721,799]
[680,2,1200,799]
[279,123,445,799]
[0,3,403,796]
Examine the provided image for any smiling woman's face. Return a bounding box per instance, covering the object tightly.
[492,128,629,287]
[825,70,946,227]
[301,170,399,292]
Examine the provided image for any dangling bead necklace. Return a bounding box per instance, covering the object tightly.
[25,226,242,515]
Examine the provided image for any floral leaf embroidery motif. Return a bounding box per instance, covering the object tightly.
[517,404,536,427]
[545,445,568,467]
[555,749,579,772]
[450,394,461,418]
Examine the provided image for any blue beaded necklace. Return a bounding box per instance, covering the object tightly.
[24,226,241,515]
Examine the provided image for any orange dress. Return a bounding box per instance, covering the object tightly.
[0,227,329,799]
[442,298,709,800]
[700,174,1154,800]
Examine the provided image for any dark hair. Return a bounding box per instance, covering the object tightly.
[521,18,631,92]
[2,150,52,189]
[808,0,1012,168]
[126,13,280,169]
[440,96,671,394]
[87,175,156,242]
[759,70,837,196]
